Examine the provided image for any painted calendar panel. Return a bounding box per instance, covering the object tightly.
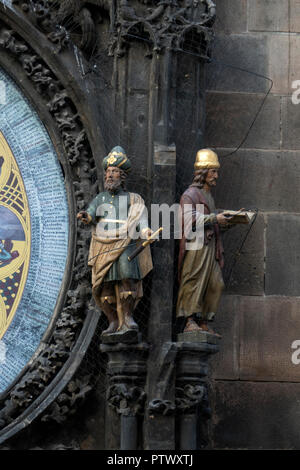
[0,68,69,393]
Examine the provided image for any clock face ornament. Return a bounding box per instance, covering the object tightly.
[0,140,30,341]
[0,67,69,393]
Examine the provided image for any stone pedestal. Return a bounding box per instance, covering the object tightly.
[100,340,149,450]
[176,331,219,450]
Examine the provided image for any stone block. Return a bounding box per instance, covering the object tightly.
[212,380,300,449]
[288,35,300,95]
[177,330,219,345]
[248,0,289,32]
[222,212,265,296]
[267,34,290,94]
[281,97,300,150]
[213,149,300,213]
[205,92,281,149]
[207,31,289,95]
[238,296,300,381]
[212,294,300,383]
[154,143,176,166]
[290,0,300,33]
[210,295,240,380]
[265,214,300,296]
[214,0,247,34]
[101,330,141,344]
[206,34,269,93]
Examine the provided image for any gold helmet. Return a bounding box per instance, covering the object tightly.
[194,149,220,170]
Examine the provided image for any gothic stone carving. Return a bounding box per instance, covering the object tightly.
[40,375,94,424]
[112,0,216,57]
[148,398,176,416]
[100,341,149,419]
[107,384,146,417]
[175,383,211,417]
[11,0,216,58]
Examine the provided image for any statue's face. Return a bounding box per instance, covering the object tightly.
[205,168,219,188]
[105,166,121,183]
[105,166,122,192]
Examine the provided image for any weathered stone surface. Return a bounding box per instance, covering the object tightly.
[214,0,247,34]
[205,93,281,149]
[221,212,264,296]
[282,97,300,151]
[207,31,289,95]
[212,295,300,383]
[128,44,151,90]
[290,0,300,33]
[265,214,300,296]
[239,296,300,381]
[289,35,300,94]
[267,33,289,94]
[144,415,175,450]
[248,0,289,32]
[177,330,219,345]
[213,149,300,213]
[212,380,300,449]
[206,34,269,93]
[210,295,240,380]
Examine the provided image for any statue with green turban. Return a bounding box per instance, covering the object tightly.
[77,146,153,338]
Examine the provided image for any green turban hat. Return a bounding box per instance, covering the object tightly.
[103,146,131,172]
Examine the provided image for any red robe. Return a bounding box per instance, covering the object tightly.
[178,185,224,283]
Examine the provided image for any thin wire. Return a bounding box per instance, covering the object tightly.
[209,59,274,159]
[224,208,259,286]
[123,33,273,161]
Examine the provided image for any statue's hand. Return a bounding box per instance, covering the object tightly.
[216,213,229,226]
[77,211,91,224]
[141,227,153,239]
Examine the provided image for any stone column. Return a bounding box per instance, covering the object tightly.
[100,340,149,450]
[176,331,219,450]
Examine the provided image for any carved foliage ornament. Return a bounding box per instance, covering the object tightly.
[175,384,211,416]
[107,384,146,417]
[12,0,216,58]
[0,23,97,431]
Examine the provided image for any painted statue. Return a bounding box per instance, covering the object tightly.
[77,146,153,337]
[176,149,229,336]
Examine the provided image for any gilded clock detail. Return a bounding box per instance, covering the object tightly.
[0,132,31,339]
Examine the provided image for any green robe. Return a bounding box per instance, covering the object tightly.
[87,189,149,282]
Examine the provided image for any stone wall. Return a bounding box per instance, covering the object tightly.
[208,0,300,449]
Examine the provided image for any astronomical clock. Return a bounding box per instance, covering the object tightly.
[0,68,69,393]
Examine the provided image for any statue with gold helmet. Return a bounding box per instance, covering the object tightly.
[176,148,234,336]
[77,146,153,339]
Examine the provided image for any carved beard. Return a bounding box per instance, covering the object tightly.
[104,178,122,192]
